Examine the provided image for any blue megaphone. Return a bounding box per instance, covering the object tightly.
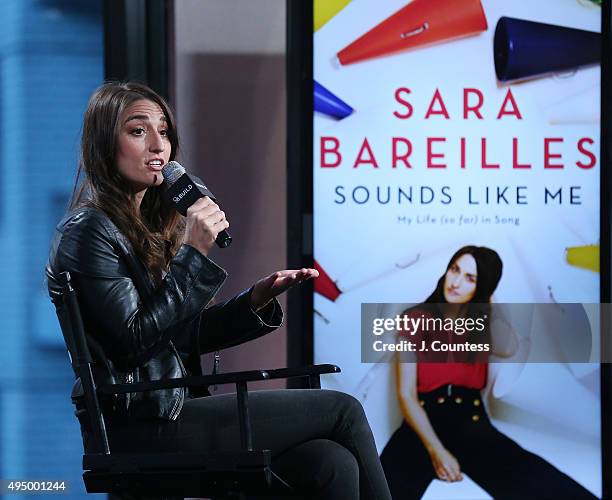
[314,80,354,119]
[494,17,600,82]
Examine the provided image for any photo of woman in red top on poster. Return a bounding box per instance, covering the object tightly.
[380,246,596,499]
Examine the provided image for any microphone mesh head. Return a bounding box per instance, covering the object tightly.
[162,161,186,186]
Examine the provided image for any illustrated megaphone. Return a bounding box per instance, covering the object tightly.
[337,0,488,65]
[314,80,354,120]
[314,0,351,32]
[565,244,599,272]
[314,260,342,302]
[494,17,600,82]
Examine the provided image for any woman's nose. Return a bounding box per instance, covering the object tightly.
[450,275,462,288]
[149,132,165,153]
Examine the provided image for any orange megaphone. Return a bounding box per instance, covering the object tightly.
[337,0,487,65]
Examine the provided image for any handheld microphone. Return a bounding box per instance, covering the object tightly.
[161,161,232,248]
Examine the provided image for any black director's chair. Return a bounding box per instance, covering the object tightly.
[52,271,340,499]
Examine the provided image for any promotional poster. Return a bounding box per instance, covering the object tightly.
[313,0,601,497]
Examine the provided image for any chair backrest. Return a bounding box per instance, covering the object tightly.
[49,270,111,455]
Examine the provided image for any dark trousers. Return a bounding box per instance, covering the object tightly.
[97,389,392,500]
[380,387,596,500]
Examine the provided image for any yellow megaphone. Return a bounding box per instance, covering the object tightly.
[565,244,599,272]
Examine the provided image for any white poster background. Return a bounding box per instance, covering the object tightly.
[314,0,601,497]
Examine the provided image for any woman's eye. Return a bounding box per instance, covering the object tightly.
[130,127,145,136]
[160,129,169,137]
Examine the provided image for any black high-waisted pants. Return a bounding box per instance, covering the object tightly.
[94,389,392,500]
[380,386,596,500]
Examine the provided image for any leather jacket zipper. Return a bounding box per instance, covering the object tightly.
[212,351,220,391]
[168,341,186,420]
[125,371,134,409]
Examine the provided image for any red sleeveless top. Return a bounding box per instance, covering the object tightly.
[400,309,487,392]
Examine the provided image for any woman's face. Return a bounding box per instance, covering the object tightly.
[443,253,477,303]
[115,99,171,196]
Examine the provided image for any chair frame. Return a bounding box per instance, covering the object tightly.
[55,271,340,499]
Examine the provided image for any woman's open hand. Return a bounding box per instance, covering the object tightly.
[250,268,319,310]
[429,446,463,482]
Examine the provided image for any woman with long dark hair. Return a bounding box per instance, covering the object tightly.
[380,246,595,499]
[46,82,392,499]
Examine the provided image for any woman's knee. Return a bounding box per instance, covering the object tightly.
[323,390,366,419]
[273,439,359,496]
[306,439,359,489]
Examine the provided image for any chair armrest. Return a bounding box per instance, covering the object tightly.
[97,363,340,453]
[262,364,340,379]
[98,364,340,395]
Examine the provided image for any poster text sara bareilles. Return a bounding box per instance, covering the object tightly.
[320,86,596,207]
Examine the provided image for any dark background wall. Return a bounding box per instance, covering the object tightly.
[173,0,288,390]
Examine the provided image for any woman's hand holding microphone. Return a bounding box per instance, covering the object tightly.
[182,196,229,256]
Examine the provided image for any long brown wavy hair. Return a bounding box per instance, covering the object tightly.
[71,81,184,283]
[425,246,503,305]
[422,246,503,359]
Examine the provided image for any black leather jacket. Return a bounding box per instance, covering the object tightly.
[46,207,282,420]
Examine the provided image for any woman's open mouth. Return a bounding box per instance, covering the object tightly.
[146,159,164,171]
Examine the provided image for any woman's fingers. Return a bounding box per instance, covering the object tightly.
[300,268,319,278]
[437,469,457,482]
[442,461,459,482]
[436,467,448,481]
[251,269,319,308]
[276,268,319,282]
[446,464,462,482]
[450,457,462,481]
[434,455,462,482]
[187,196,217,216]
[214,210,226,223]
[212,220,230,234]
[447,468,460,482]
[183,196,230,256]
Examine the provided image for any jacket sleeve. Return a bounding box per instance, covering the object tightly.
[55,212,228,369]
[197,288,284,354]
